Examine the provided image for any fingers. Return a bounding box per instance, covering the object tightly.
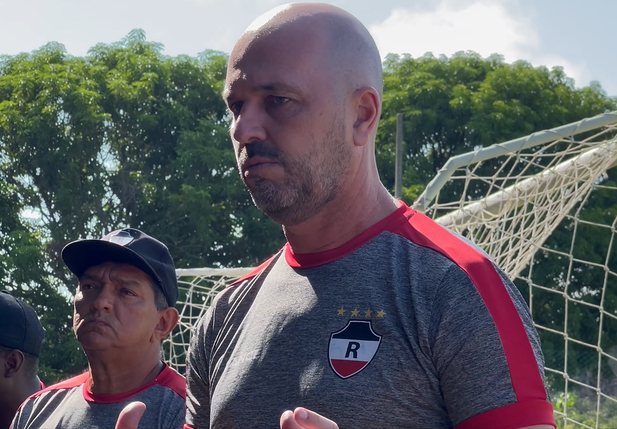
[115,401,146,429]
[280,408,339,429]
[280,410,305,429]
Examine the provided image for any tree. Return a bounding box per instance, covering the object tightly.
[378,51,617,202]
[0,31,283,383]
[2,41,616,385]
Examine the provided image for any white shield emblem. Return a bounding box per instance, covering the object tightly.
[107,231,135,246]
[328,320,382,379]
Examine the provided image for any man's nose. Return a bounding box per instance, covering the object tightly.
[231,104,267,146]
[91,287,113,312]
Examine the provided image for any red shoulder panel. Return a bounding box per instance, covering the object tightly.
[31,372,88,399]
[155,365,186,400]
[390,208,549,406]
[82,364,185,403]
[227,251,281,288]
[456,399,555,428]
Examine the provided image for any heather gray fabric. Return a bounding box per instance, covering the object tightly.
[11,366,185,429]
[186,210,552,429]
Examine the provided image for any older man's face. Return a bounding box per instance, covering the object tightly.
[73,262,160,353]
[223,29,352,226]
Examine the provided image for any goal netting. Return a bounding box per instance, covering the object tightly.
[163,267,253,373]
[414,111,617,428]
[167,111,617,427]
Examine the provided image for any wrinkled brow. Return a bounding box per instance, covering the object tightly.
[79,273,144,288]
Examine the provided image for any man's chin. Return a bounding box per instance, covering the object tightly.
[76,332,114,351]
[253,200,314,226]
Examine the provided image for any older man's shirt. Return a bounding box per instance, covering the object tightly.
[11,364,185,429]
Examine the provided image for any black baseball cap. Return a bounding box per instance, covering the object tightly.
[61,228,178,307]
[0,291,46,357]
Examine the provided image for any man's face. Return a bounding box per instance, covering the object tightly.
[73,262,160,353]
[224,30,352,226]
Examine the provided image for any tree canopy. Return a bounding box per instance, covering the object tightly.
[1,34,615,385]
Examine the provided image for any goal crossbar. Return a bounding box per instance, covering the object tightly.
[415,111,617,212]
[435,139,617,229]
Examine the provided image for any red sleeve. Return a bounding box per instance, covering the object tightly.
[227,251,281,288]
[393,208,555,428]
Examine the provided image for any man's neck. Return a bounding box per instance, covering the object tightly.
[0,377,41,429]
[85,349,163,395]
[0,402,13,429]
[283,181,399,254]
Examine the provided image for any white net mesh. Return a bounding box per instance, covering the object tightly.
[415,111,617,427]
[164,267,253,373]
[168,111,617,427]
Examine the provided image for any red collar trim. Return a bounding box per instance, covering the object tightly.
[82,363,181,403]
[284,202,414,268]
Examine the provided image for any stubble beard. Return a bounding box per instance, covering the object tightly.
[241,120,351,226]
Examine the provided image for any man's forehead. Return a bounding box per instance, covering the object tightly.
[82,262,148,283]
[225,33,328,94]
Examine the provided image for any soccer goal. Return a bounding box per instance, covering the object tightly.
[163,267,253,373]
[415,111,617,428]
[168,111,617,427]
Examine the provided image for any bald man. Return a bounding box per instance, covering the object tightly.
[180,3,556,429]
[123,3,556,429]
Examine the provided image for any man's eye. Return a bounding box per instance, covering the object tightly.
[269,96,289,106]
[121,289,137,296]
[81,283,95,290]
[229,101,243,115]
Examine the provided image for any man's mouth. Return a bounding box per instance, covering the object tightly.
[242,157,279,174]
[82,317,110,328]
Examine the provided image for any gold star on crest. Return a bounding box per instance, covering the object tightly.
[376,310,386,318]
[337,307,346,316]
[364,309,373,318]
[350,309,360,317]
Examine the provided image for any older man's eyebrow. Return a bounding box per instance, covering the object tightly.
[114,278,145,288]
[79,274,100,284]
[78,274,144,288]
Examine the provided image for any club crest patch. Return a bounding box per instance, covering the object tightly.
[328,320,382,379]
[107,230,135,246]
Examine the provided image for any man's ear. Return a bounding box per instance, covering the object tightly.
[352,86,381,148]
[2,350,25,378]
[154,307,179,340]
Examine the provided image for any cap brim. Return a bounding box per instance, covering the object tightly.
[62,240,163,288]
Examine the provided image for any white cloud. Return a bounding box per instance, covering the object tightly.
[369,0,590,87]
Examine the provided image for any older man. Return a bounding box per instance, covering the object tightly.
[183,4,556,429]
[0,292,45,429]
[11,228,185,429]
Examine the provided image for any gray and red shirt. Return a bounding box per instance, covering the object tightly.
[11,364,185,429]
[185,203,555,428]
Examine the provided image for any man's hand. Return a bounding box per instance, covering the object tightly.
[115,401,146,429]
[280,407,339,429]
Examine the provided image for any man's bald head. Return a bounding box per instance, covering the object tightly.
[229,3,383,100]
[225,4,386,226]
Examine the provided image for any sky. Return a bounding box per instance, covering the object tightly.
[0,0,615,96]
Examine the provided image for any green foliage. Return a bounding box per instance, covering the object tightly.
[553,392,617,428]
[378,52,617,204]
[1,39,616,386]
[0,32,282,383]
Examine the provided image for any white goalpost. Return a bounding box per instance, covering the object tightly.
[168,111,617,427]
[164,267,253,373]
[415,111,617,428]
